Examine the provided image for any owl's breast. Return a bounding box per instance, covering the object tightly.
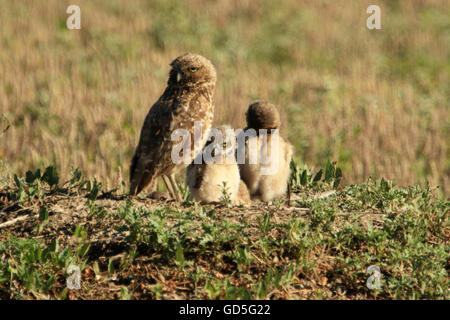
[162,91,213,173]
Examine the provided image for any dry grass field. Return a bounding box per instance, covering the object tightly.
[0,0,449,301]
[0,0,448,195]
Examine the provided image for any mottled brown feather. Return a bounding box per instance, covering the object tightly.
[129,53,216,196]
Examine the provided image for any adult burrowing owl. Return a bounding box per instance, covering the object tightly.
[129,53,216,200]
[238,100,293,202]
[186,125,250,205]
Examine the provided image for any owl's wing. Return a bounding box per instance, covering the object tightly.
[186,163,206,190]
[129,95,175,195]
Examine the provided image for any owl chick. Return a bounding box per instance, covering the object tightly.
[236,179,251,206]
[186,125,249,205]
[129,53,217,201]
[238,100,293,202]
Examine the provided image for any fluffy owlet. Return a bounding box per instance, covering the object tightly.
[129,53,217,200]
[185,125,250,205]
[238,100,293,202]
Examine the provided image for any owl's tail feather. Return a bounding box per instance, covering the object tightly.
[129,152,140,195]
[129,169,155,196]
[129,152,156,196]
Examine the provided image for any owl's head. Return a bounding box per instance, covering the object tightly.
[169,53,217,88]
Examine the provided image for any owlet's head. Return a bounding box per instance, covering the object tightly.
[245,100,281,130]
[203,125,236,161]
[168,53,217,88]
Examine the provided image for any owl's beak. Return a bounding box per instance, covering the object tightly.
[176,71,183,83]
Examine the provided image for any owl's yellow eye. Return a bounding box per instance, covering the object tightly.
[188,67,199,73]
[223,142,227,148]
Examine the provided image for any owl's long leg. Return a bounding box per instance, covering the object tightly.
[149,179,157,192]
[162,175,175,200]
[168,173,182,202]
[287,182,291,206]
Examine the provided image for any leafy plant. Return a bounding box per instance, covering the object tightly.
[290,160,343,191]
[0,234,89,299]
[9,166,59,203]
[219,181,232,207]
[34,206,50,234]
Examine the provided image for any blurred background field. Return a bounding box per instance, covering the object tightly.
[0,0,448,195]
